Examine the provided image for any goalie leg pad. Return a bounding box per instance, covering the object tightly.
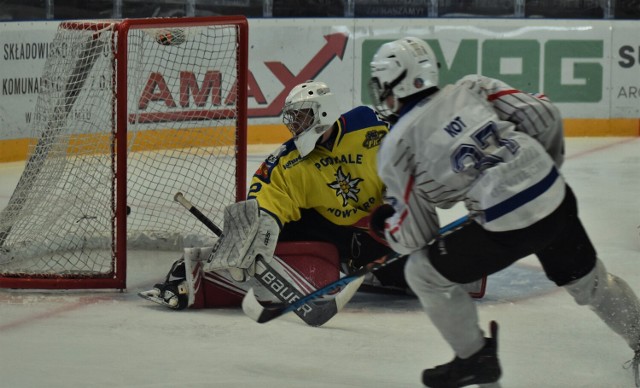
[272,241,339,289]
[200,241,340,307]
[184,247,212,309]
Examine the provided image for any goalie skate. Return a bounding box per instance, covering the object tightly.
[138,280,189,310]
[139,247,207,310]
[138,256,190,310]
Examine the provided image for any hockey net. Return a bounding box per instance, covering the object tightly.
[0,17,248,289]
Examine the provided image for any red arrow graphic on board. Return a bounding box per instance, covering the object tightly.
[248,32,349,117]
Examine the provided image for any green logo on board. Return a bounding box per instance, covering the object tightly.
[362,39,603,104]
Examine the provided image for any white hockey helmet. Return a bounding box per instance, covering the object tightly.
[282,80,340,157]
[369,37,439,120]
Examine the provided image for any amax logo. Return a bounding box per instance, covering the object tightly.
[362,39,604,103]
[131,33,348,123]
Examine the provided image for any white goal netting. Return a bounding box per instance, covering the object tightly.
[0,17,248,288]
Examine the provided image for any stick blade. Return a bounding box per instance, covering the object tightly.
[334,275,364,311]
[241,288,286,324]
[241,276,363,326]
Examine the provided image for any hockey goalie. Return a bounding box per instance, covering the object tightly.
[139,80,408,310]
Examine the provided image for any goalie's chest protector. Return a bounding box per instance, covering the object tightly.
[288,107,388,226]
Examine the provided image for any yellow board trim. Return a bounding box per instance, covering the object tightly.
[247,124,290,144]
[563,118,640,137]
[0,138,31,163]
[0,120,637,163]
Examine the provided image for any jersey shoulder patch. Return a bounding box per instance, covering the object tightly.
[253,140,304,183]
[253,144,285,183]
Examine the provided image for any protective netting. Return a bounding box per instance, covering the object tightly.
[0,18,246,287]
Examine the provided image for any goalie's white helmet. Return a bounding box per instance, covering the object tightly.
[282,81,340,157]
[369,37,439,120]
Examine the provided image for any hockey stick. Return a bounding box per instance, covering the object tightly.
[173,192,359,327]
[242,215,471,324]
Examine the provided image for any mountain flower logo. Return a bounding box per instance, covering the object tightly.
[327,166,363,206]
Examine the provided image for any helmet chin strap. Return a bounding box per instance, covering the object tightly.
[378,73,405,122]
[390,95,402,116]
[384,69,407,99]
[378,93,401,124]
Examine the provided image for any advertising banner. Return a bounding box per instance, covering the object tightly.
[0,18,638,155]
[610,20,640,118]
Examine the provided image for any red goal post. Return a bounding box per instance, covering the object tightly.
[0,16,248,289]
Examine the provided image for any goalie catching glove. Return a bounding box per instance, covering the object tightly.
[207,199,279,282]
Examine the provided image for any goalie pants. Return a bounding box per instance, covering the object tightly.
[405,184,640,358]
[279,208,405,288]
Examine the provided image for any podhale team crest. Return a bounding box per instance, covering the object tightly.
[327,166,363,206]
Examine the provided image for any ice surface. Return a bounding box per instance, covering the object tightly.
[1,138,639,388]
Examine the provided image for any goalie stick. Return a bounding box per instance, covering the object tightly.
[242,215,471,325]
[173,192,361,327]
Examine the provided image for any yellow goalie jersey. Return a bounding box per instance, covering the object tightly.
[248,106,388,228]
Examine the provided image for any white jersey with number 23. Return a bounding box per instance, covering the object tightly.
[377,75,566,256]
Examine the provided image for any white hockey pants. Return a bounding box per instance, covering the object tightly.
[564,258,640,350]
[405,250,486,358]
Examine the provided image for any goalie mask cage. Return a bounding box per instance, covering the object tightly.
[0,16,248,289]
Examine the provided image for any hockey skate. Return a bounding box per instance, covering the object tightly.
[138,258,190,310]
[422,321,501,388]
[139,247,208,310]
[624,348,640,387]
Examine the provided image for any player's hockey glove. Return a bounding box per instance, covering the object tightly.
[369,204,395,242]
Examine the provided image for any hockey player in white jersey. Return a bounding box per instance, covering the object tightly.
[368,36,640,387]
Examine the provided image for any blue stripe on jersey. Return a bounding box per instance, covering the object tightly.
[280,139,297,157]
[484,167,560,222]
[339,106,386,134]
